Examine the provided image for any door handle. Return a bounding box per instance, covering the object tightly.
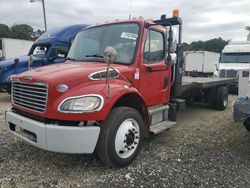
[146,66,168,72]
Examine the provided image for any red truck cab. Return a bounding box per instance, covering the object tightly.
[6,11,183,167]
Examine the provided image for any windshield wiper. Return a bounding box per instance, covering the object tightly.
[85,54,104,58]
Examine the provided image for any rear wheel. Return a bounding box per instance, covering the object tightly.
[216,86,228,110]
[96,107,144,168]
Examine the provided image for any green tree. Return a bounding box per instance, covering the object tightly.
[184,38,228,53]
[204,37,228,53]
[0,24,12,38]
[32,29,44,39]
[11,24,34,40]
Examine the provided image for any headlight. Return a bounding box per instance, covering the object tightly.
[58,94,104,113]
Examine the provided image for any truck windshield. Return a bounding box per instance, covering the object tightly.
[67,23,140,64]
[220,53,250,63]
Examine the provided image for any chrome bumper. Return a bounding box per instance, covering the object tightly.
[5,110,100,154]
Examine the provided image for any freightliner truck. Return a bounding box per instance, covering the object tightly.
[0,24,88,93]
[5,10,235,167]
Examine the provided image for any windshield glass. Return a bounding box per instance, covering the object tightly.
[220,53,250,63]
[67,23,140,64]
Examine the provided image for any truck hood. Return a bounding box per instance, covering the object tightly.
[16,61,134,88]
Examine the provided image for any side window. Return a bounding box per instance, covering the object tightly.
[55,44,69,58]
[144,30,165,63]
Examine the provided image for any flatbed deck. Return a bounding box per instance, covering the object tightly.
[174,76,236,97]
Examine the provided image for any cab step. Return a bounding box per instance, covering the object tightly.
[150,120,176,134]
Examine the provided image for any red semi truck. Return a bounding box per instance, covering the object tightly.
[5,10,235,167]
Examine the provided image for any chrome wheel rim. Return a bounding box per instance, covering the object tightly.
[115,118,140,159]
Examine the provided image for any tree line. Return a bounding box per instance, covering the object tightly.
[0,23,229,52]
[183,37,229,53]
[0,23,44,41]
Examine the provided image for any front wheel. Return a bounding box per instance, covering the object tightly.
[96,107,144,168]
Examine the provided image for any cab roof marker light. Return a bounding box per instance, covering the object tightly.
[173,9,180,17]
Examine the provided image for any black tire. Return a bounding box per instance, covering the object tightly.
[206,87,217,109]
[216,86,228,110]
[244,118,250,131]
[96,107,144,168]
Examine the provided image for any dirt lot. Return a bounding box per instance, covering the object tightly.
[0,93,250,188]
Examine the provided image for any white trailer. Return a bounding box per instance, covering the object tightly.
[233,69,250,130]
[0,38,34,60]
[184,51,220,77]
[214,41,250,92]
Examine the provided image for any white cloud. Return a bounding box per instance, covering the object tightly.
[0,0,249,42]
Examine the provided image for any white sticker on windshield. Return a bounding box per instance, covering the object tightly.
[120,32,138,40]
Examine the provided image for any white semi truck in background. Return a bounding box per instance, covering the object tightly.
[214,41,250,92]
[233,69,250,131]
[184,51,220,77]
[0,38,33,60]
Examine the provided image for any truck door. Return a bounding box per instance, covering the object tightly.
[139,29,172,106]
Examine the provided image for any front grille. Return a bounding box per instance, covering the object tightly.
[12,81,48,113]
[219,69,238,78]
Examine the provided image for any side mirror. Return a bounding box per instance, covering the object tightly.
[49,47,59,61]
[166,53,177,66]
[103,46,117,65]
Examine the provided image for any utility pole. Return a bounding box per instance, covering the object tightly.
[129,0,132,19]
[30,0,47,31]
[246,26,250,41]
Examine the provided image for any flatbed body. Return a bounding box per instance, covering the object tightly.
[174,76,236,97]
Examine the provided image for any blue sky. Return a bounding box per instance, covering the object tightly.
[0,0,250,42]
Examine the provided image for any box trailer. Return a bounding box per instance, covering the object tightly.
[0,38,34,60]
[184,51,220,77]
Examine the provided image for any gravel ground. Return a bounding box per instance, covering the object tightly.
[1,93,250,188]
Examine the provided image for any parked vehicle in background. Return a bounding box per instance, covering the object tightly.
[184,51,220,77]
[5,10,235,167]
[0,38,33,60]
[0,24,88,93]
[214,41,250,92]
[233,69,250,131]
